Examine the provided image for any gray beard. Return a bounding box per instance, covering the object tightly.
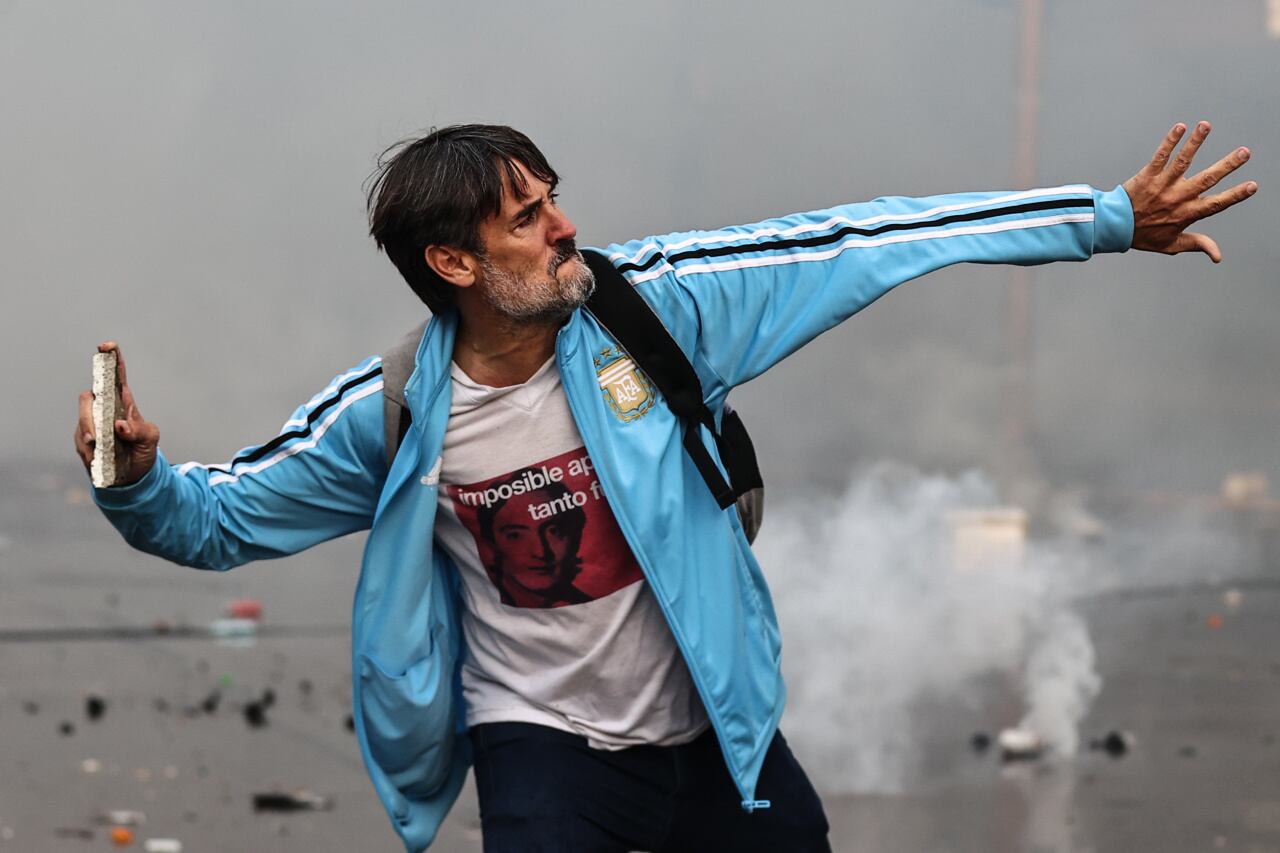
[479,249,596,325]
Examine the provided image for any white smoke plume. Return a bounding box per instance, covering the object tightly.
[756,463,1102,794]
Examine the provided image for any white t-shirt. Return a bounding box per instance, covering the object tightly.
[432,357,708,750]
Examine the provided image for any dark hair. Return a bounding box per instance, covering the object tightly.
[365,124,559,314]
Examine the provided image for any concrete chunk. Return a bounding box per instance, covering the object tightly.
[91,351,125,488]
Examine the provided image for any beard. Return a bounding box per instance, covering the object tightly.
[478,239,596,325]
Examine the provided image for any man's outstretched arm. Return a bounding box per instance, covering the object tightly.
[75,342,388,570]
[602,122,1255,394]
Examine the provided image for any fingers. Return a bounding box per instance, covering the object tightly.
[115,385,159,446]
[117,416,159,446]
[1130,120,1255,262]
[1168,121,1211,180]
[116,386,139,441]
[1172,231,1222,263]
[78,390,95,444]
[1188,147,1252,195]
[75,391,96,469]
[121,383,137,418]
[74,428,93,469]
[117,384,142,438]
[1145,123,1187,175]
[1189,180,1259,223]
[98,340,128,386]
[116,411,160,446]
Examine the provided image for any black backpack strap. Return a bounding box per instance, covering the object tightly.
[581,249,738,509]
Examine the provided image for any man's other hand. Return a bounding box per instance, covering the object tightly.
[75,342,160,487]
[1123,121,1258,263]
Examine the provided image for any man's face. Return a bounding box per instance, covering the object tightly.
[489,491,581,594]
[473,161,595,324]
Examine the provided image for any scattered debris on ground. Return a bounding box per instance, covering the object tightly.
[1088,730,1135,758]
[208,618,258,645]
[225,598,263,620]
[198,689,221,715]
[252,790,334,813]
[996,727,1043,762]
[242,700,269,729]
[97,810,146,827]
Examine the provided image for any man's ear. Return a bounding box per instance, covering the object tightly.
[425,245,478,289]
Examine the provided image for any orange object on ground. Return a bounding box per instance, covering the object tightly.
[225,599,263,620]
[1207,613,1224,630]
[110,826,135,846]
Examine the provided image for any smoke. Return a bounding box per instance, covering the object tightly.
[747,461,1249,794]
[1017,608,1099,757]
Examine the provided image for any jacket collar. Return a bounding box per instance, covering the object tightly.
[406,308,586,419]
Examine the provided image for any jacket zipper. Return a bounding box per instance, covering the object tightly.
[555,325,760,811]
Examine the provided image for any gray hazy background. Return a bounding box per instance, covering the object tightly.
[4,0,1277,497]
[3,3,1280,850]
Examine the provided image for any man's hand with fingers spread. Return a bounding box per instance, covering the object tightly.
[1124,121,1258,263]
[75,342,160,487]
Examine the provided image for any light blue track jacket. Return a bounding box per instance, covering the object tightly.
[94,184,1133,850]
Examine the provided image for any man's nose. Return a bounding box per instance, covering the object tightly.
[547,206,577,244]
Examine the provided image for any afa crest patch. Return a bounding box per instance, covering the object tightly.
[595,347,655,423]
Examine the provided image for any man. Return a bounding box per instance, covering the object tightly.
[76,122,1255,852]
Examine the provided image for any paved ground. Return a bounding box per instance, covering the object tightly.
[3,462,1279,852]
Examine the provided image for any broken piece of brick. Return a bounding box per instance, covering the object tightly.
[91,351,126,488]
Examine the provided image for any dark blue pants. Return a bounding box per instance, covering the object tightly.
[469,722,831,853]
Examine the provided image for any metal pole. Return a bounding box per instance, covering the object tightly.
[1001,0,1043,497]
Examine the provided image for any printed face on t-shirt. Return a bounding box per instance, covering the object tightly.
[447,447,644,609]
[486,487,585,597]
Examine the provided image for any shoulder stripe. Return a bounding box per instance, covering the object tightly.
[282,357,384,429]
[626,212,1095,285]
[206,379,385,487]
[609,185,1092,270]
[177,361,384,480]
[616,196,1093,276]
[209,364,384,473]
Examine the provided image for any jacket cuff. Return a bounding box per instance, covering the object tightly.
[1092,184,1134,254]
[92,450,172,509]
